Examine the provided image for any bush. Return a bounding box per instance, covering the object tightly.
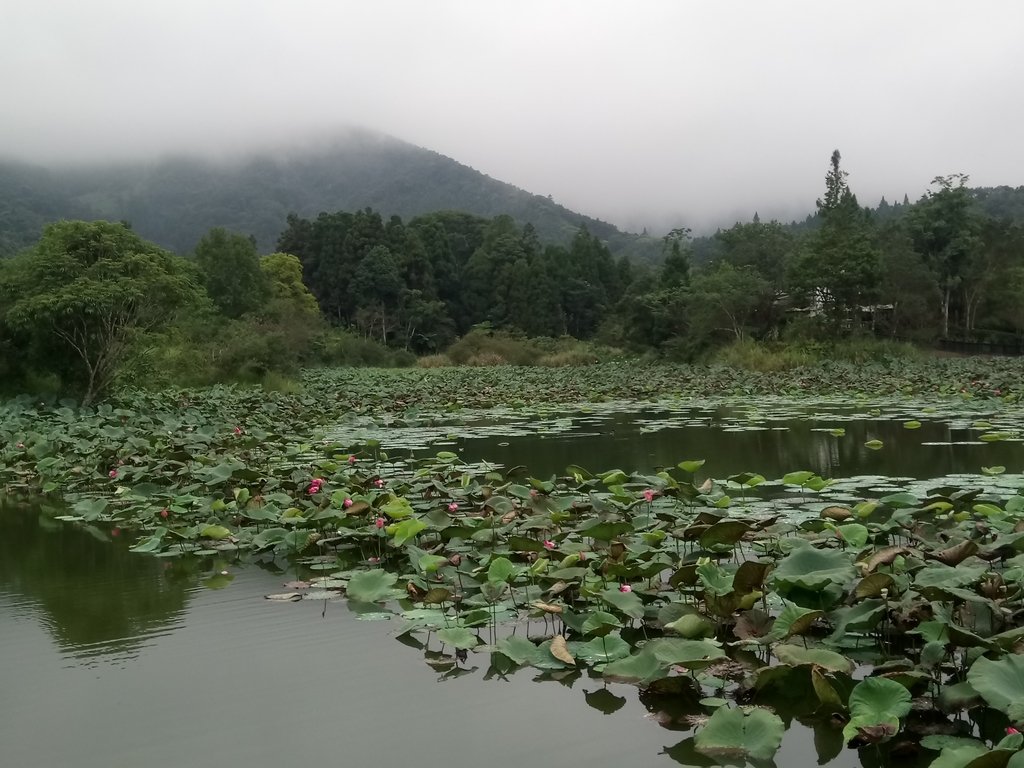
[445,329,539,366]
[444,329,624,367]
[261,371,302,394]
[466,352,508,367]
[712,340,815,372]
[311,328,415,368]
[711,338,923,372]
[417,354,453,368]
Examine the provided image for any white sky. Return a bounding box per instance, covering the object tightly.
[3,1,1023,233]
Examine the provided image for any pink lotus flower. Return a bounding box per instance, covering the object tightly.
[108,469,118,479]
[448,502,459,512]
[367,556,381,564]
[1008,727,1021,735]
[160,509,169,519]
[643,489,655,503]
[543,540,555,550]
[111,527,121,537]
[16,442,24,449]
[233,426,243,435]
[348,455,357,465]
[374,478,385,488]
[374,517,386,529]
[308,479,323,494]
[619,584,632,593]
[343,497,354,508]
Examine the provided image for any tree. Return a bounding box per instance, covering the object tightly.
[788,150,881,331]
[660,227,693,288]
[0,220,203,403]
[351,245,403,344]
[260,252,320,320]
[906,174,983,337]
[193,228,268,318]
[688,262,773,343]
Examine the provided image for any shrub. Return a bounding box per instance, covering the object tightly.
[445,329,538,366]
[466,352,508,367]
[417,354,453,368]
[311,328,415,368]
[712,340,815,372]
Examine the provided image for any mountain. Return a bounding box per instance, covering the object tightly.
[0,130,661,260]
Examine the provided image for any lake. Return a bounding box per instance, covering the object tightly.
[3,397,1022,768]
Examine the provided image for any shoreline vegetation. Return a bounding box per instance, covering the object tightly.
[2,151,1023,405]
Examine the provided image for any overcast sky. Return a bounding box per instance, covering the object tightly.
[3,1,1023,233]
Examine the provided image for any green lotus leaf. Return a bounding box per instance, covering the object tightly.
[603,638,725,683]
[487,556,519,584]
[664,613,715,639]
[572,632,631,663]
[496,636,540,665]
[581,610,623,637]
[842,677,911,743]
[694,706,785,763]
[967,654,1024,722]
[772,544,857,592]
[418,554,450,573]
[389,518,426,546]
[599,587,645,619]
[783,471,814,486]
[834,522,869,548]
[437,627,478,650]
[696,561,734,596]
[346,569,399,602]
[199,524,231,540]
[381,495,414,519]
[699,519,750,549]
[774,644,854,674]
[577,520,633,540]
[828,599,886,640]
[762,601,823,643]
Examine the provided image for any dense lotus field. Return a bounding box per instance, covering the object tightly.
[3,359,1024,767]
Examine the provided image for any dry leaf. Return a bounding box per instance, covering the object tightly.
[550,635,575,666]
[861,546,909,574]
[821,506,853,521]
[928,539,978,567]
[548,580,569,596]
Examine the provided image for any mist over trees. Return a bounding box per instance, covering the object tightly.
[1,146,1024,402]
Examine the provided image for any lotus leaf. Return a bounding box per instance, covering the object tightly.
[967,654,1024,722]
[842,677,911,743]
[774,644,854,674]
[693,706,785,763]
[772,544,856,592]
[346,569,399,602]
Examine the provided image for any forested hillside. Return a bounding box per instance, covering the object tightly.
[0,131,660,260]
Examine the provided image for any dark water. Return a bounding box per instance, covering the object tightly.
[453,408,1022,480]
[4,405,1021,768]
[0,502,863,768]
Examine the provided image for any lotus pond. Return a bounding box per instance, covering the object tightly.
[3,361,1024,768]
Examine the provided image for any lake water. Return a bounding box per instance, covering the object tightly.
[3,399,1022,768]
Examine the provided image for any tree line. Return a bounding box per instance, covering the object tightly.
[1,149,1022,402]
